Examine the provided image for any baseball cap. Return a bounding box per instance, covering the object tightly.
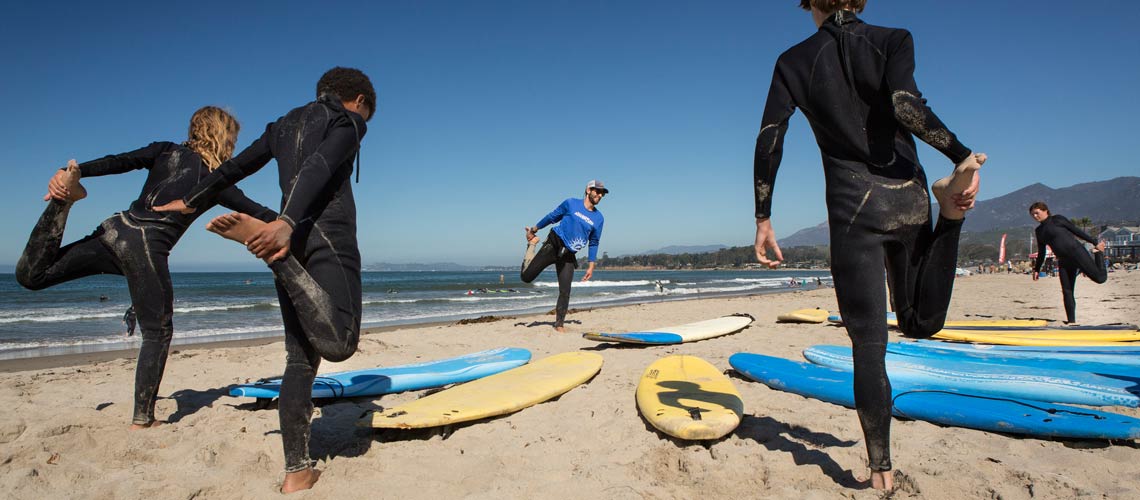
[586,179,609,194]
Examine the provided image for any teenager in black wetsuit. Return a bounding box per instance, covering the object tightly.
[750,0,988,490]
[15,107,276,430]
[155,67,374,494]
[1029,201,1107,324]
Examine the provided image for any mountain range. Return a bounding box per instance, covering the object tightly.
[778,177,1140,247]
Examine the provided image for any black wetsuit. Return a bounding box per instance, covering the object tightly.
[1034,215,1106,323]
[753,11,973,471]
[520,232,577,326]
[182,94,366,473]
[16,142,276,425]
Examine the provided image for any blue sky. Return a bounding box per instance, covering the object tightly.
[1,1,1136,270]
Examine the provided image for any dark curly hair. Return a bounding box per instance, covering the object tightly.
[799,0,866,13]
[317,67,377,121]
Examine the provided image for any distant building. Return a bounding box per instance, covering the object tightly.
[1100,225,1140,261]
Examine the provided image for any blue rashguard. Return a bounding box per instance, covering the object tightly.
[536,198,604,262]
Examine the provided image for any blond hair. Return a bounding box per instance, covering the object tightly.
[185,106,240,170]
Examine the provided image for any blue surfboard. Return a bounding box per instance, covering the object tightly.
[230,347,532,399]
[728,352,1140,440]
[803,345,1140,407]
[888,342,1140,377]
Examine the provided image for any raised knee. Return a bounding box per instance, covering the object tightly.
[321,347,356,363]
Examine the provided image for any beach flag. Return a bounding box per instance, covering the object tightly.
[998,233,1007,264]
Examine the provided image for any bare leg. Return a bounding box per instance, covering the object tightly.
[282,468,321,494]
[206,212,266,244]
[931,153,985,220]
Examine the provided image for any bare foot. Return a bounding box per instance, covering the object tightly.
[281,468,321,494]
[128,420,164,431]
[554,326,566,333]
[207,212,266,245]
[524,226,539,245]
[932,153,986,220]
[870,470,894,491]
[1096,240,1106,253]
[63,160,87,202]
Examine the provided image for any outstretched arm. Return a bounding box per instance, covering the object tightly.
[74,142,169,178]
[217,186,278,223]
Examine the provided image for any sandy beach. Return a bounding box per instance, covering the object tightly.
[2,270,1138,499]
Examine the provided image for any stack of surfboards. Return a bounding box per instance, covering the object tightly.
[729,340,1140,439]
[230,347,533,401]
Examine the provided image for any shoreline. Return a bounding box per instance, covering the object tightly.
[0,282,829,371]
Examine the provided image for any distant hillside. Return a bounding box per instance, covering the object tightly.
[778,177,1140,247]
[778,222,829,248]
[951,176,1140,232]
[636,244,728,255]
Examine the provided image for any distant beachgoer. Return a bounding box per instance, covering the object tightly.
[99,294,109,302]
[749,0,986,490]
[520,180,607,332]
[654,280,664,293]
[123,306,137,337]
[15,106,276,431]
[154,67,374,493]
[500,273,505,285]
[1029,201,1107,324]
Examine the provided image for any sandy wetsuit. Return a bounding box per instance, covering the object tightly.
[754,11,973,471]
[1034,215,1106,323]
[182,94,366,473]
[520,198,604,328]
[16,142,276,425]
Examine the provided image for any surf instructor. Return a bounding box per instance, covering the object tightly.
[520,180,607,332]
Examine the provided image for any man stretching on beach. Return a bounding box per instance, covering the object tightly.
[520,180,607,332]
[750,1,987,490]
[155,67,375,494]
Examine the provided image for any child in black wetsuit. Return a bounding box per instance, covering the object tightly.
[155,67,374,494]
[1029,201,1107,324]
[16,107,276,430]
[750,0,987,490]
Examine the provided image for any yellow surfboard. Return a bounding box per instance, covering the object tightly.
[777,308,829,324]
[636,355,744,440]
[360,352,603,429]
[935,329,1140,342]
[890,318,1048,328]
[932,331,1138,346]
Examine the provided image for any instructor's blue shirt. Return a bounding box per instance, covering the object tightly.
[536,198,604,262]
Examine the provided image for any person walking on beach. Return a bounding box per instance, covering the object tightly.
[1029,201,1107,324]
[154,67,374,494]
[750,0,987,490]
[520,180,607,332]
[15,107,277,430]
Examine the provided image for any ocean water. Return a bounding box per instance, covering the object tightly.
[0,269,832,359]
